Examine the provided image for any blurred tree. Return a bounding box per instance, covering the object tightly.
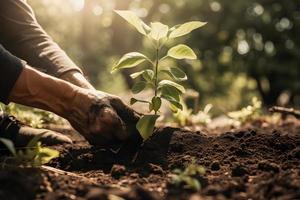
[169,0,300,106]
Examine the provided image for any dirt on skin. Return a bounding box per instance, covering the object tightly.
[0,118,300,200]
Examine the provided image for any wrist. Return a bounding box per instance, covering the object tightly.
[59,71,95,90]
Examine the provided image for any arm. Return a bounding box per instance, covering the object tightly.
[8,65,139,146]
[0,44,140,147]
[0,0,93,89]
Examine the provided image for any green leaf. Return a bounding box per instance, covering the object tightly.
[31,142,59,166]
[131,81,146,94]
[130,98,138,105]
[169,21,207,38]
[0,138,16,156]
[112,52,148,72]
[130,70,154,82]
[136,115,159,140]
[167,44,197,60]
[130,71,145,79]
[160,85,181,101]
[169,24,181,33]
[161,67,187,81]
[149,103,153,112]
[142,69,154,82]
[170,67,187,81]
[36,145,59,165]
[115,10,150,35]
[161,95,183,110]
[183,177,201,191]
[158,80,185,93]
[151,97,162,112]
[149,22,169,41]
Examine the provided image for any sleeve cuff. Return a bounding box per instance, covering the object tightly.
[0,45,26,104]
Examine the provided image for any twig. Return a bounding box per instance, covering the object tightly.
[269,106,300,119]
[40,166,101,186]
[41,166,128,191]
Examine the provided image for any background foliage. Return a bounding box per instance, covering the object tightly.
[28,0,300,115]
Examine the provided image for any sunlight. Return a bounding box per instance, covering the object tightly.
[69,0,85,11]
[92,5,103,16]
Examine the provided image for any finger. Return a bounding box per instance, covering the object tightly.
[109,97,141,123]
[87,103,127,145]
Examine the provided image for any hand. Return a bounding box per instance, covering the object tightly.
[66,89,140,147]
[8,66,139,147]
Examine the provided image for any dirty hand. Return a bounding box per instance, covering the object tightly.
[8,66,139,147]
[66,89,140,147]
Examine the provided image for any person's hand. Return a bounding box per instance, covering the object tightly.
[65,89,140,147]
[8,66,139,147]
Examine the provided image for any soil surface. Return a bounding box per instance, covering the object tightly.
[1,118,300,200]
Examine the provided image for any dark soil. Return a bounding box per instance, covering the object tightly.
[1,119,300,200]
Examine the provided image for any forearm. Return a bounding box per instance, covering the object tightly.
[8,65,80,118]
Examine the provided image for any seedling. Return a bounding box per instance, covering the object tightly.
[112,10,207,140]
[228,97,262,124]
[169,160,205,191]
[0,133,59,167]
[2,103,65,128]
[174,102,212,126]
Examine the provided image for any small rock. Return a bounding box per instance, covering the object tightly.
[110,164,126,179]
[231,165,248,177]
[210,161,220,171]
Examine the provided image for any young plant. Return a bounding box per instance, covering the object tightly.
[1,103,65,128]
[173,102,213,126]
[112,10,207,140]
[0,133,59,167]
[228,97,262,125]
[169,160,206,191]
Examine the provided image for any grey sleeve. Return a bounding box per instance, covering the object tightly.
[0,45,25,104]
[0,0,83,77]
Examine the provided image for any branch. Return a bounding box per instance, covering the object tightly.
[269,106,300,119]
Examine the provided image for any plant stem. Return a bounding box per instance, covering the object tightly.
[154,48,159,115]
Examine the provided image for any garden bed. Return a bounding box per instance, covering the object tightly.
[1,119,300,200]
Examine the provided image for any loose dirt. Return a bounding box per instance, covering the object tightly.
[1,119,300,200]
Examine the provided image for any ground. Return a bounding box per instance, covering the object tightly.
[0,118,300,200]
